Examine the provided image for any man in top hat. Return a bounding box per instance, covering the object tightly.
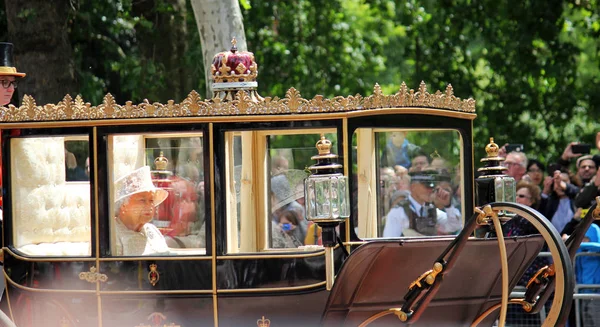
[383,169,462,237]
[114,166,170,256]
[0,42,25,106]
[0,43,25,209]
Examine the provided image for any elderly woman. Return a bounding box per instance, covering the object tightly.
[114,166,170,256]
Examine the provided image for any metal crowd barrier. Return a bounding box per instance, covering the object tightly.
[506,252,600,327]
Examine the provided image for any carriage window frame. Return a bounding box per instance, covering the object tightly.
[353,127,465,239]
[225,128,337,254]
[9,133,93,257]
[106,131,207,257]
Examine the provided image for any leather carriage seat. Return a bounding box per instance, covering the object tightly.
[321,236,545,326]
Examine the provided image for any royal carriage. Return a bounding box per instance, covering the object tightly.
[0,42,594,327]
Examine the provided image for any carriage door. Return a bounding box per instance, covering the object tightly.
[215,127,341,326]
[3,130,99,327]
[96,127,214,327]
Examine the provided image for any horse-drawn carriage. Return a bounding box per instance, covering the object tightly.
[0,42,594,327]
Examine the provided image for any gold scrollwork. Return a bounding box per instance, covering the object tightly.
[148,264,160,287]
[78,266,108,283]
[593,196,600,219]
[0,82,476,122]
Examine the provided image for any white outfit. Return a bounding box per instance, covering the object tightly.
[115,219,170,256]
[382,195,462,237]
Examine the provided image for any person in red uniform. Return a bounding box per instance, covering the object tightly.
[0,42,26,207]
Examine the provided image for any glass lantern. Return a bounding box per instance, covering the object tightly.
[476,137,516,206]
[304,134,350,290]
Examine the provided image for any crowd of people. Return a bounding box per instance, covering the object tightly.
[380,131,463,237]
[496,138,600,241]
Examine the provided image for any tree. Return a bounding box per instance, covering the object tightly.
[5,0,78,104]
[190,0,247,98]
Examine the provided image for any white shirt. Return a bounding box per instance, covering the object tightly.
[382,195,462,237]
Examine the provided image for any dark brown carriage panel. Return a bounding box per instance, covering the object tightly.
[101,295,213,326]
[5,286,98,327]
[322,236,545,326]
[218,290,329,327]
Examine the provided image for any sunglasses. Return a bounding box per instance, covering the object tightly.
[0,80,18,89]
[516,194,531,199]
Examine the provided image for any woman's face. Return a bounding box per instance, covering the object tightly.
[0,76,16,106]
[516,187,533,207]
[527,163,544,185]
[118,191,156,231]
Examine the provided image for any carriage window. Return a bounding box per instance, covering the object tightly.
[226,130,336,253]
[11,136,91,256]
[353,129,464,238]
[108,134,206,256]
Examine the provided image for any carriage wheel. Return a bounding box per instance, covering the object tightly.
[471,202,574,327]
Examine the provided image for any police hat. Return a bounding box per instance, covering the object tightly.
[409,170,438,188]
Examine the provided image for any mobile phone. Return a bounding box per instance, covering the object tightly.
[571,143,591,155]
[505,144,524,153]
[547,163,561,174]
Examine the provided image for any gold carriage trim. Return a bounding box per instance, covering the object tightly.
[79,266,108,283]
[0,82,475,122]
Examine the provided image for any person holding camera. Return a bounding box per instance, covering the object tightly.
[272,209,304,248]
[382,170,462,237]
[574,135,600,210]
[539,171,578,235]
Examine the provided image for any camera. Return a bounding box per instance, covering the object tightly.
[572,144,591,155]
[505,144,524,153]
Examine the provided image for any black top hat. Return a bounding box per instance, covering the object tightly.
[0,43,26,77]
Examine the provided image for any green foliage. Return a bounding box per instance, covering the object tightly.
[69,0,203,104]
[2,0,599,169]
[243,0,400,98]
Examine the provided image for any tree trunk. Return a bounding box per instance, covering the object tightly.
[190,0,247,98]
[5,0,77,104]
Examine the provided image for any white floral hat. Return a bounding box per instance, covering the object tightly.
[271,170,309,211]
[114,166,168,206]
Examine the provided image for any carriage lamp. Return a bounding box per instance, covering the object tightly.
[304,134,350,290]
[475,137,516,208]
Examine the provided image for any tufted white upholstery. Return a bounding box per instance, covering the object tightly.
[11,137,91,256]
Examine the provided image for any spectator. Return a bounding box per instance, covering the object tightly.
[432,176,461,229]
[271,155,290,176]
[525,159,545,189]
[65,150,87,181]
[271,172,307,236]
[272,210,304,248]
[381,131,419,169]
[500,181,545,284]
[557,142,586,173]
[574,155,597,186]
[304,221,322,246]
[540,171,578,234]
[575,162,600,210]
[409,150,430,173]
[503,151,528,182]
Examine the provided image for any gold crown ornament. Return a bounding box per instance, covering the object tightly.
[316,134,333,155]
[211,38,262,102]
[485,137,500,158]
[154,151,169,171]
[257,316,271,327]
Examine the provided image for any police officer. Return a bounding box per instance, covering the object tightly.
[383,170,462,237]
